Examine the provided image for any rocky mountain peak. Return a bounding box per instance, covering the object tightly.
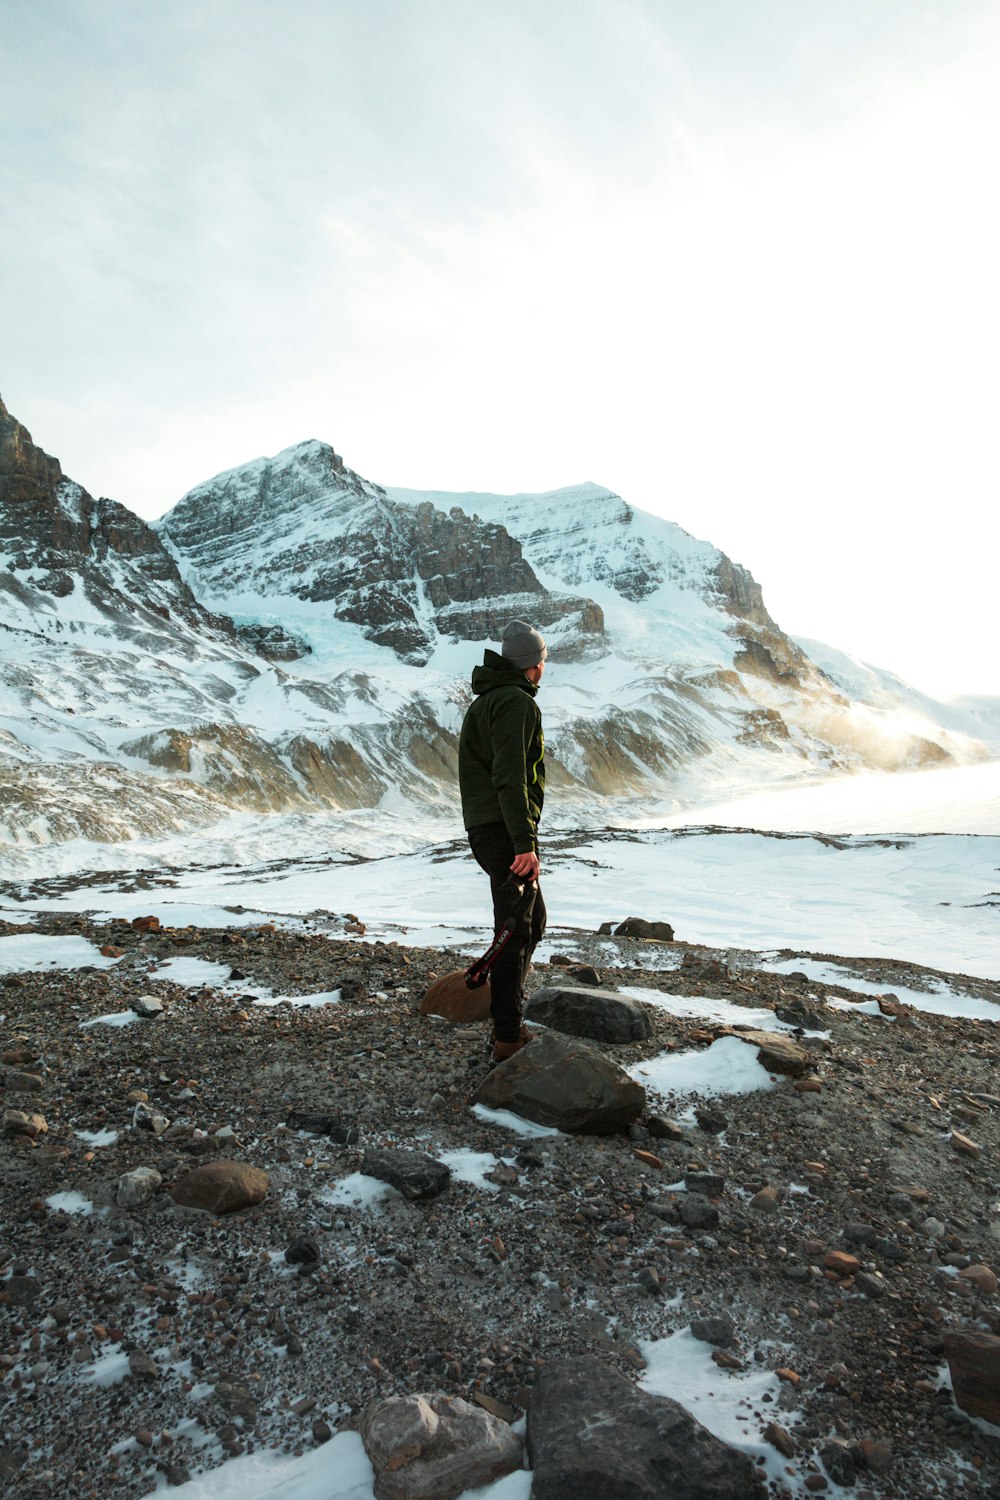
[159,441,604,665]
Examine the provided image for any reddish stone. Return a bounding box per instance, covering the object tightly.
[823,1251,860,1278]
[945,1331,1000,1424]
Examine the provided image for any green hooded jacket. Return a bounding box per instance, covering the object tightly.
[458,650,545,853]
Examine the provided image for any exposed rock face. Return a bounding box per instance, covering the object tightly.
[471,1031,645,1134]
[157,442,603,665]
[0,397,230,642]
[526,1354,765,1498]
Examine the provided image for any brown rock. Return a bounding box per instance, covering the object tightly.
[3,1071,45,1093]
[633,1150,662,1170]
[170,1160,269,1215]
[793,1077,822,1094]
[775,1367,801,1385]
[951,1131,981,1159]
[749,1185,781,1214]
[944,1331,1000,1425]
[764,1421,796,1457]
[726,1029,811,1077]
[823,1251,860,1278]
[1,1046,38,1066]
[418,971,491,1024]
[860,1439,893,1475]
[131,915,161,932]
[2,1109,46,1138]
[958,1264,998,1295]
[99,944,125,958]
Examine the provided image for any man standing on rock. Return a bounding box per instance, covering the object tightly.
[459,620,547,1064]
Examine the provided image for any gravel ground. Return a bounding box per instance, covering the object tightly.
[1,911,999,1498]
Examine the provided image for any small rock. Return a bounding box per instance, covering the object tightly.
[695,1104,728,1135]
[133,1102,170,1136]
[855,1272,885,1299]
[678,1194,719,1231]
[3,1275,40,1307]
[647,1116,685,1142]
[361,1149,451,1201]
[684,1172,724,1197]
[128,1349,159,1380]
[3,1071,44,1093]
[116,1167,163,1209]
[613,917,675,942]
[2,1109,46,1138]
[951,1131,981,1159]
[764,1421,796,1458]
[285,1235,321,1268]
[820,1438,857,1486]
[958,1264,998,1295]
[860,1439,893,1476]
[690,1316,734,1348]
[132,995,165,1019]
[823,1251,860,1278]
[749,1185,781,1215]
[285,1109,360,1144]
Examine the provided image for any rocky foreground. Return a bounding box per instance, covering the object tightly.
[1,912,999,1499]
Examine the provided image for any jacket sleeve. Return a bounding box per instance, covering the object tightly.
[488,691,541,853]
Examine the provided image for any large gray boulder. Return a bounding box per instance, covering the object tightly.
[471,1031,645,1134]
[527,1355,765,1499]
[525,984,654,1043]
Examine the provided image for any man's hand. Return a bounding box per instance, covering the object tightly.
[510,851,540,880]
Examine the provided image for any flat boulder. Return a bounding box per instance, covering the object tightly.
[615,917,675,942]
[471,1031,645,1135]
[361,1148,451,1200]
[419,971,491,1023]
[525,984,653,1043]
[527,1355,764,1499]
[360,1391,523,1500]
[170,1160,269,1215]
[723,1029,812,1078]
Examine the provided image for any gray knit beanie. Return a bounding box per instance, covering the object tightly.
[500,619,547,669]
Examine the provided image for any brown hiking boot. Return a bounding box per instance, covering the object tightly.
[490,1026,530,1065]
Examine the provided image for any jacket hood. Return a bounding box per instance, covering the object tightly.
[470,648,538,698]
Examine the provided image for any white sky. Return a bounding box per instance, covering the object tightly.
[2,0,998,698]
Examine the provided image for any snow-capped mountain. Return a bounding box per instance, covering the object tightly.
[0,396,989,846]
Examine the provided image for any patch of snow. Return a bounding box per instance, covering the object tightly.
[470,1105,561,1138]
[628,1035,778,1101]
[437,1149,509,1194]
[620,986,828,1036]
[80,1010,139,1028]
[640,1328,802,1493]
[0,934,122,974]
[45,1191,94,1215]
[76,1129,119,1147]
[761,957,1000,1022]
[318,1174,400,1210]
[82,1348,131,1386]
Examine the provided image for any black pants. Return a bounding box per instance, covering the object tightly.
[468,821,547,1043]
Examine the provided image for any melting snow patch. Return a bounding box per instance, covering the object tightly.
[438,1149,510,1193]
[761,957,1000,1023]
[629,1036,777,1101]
[46,1191,94,1215]
[163,1429,375,1498]
[318,1173,400,1210]
[252,988,342,1009]
[76,1128,119,1147]
[0,934,122,974]
[640,1328,799,1492]
[80,1010,139,1028]
[82,1348,131,1386]
[470,1105,560,1137]
[150,957,234,988]
[620,986,827,1035]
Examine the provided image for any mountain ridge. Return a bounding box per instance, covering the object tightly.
[0,397,989,847]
